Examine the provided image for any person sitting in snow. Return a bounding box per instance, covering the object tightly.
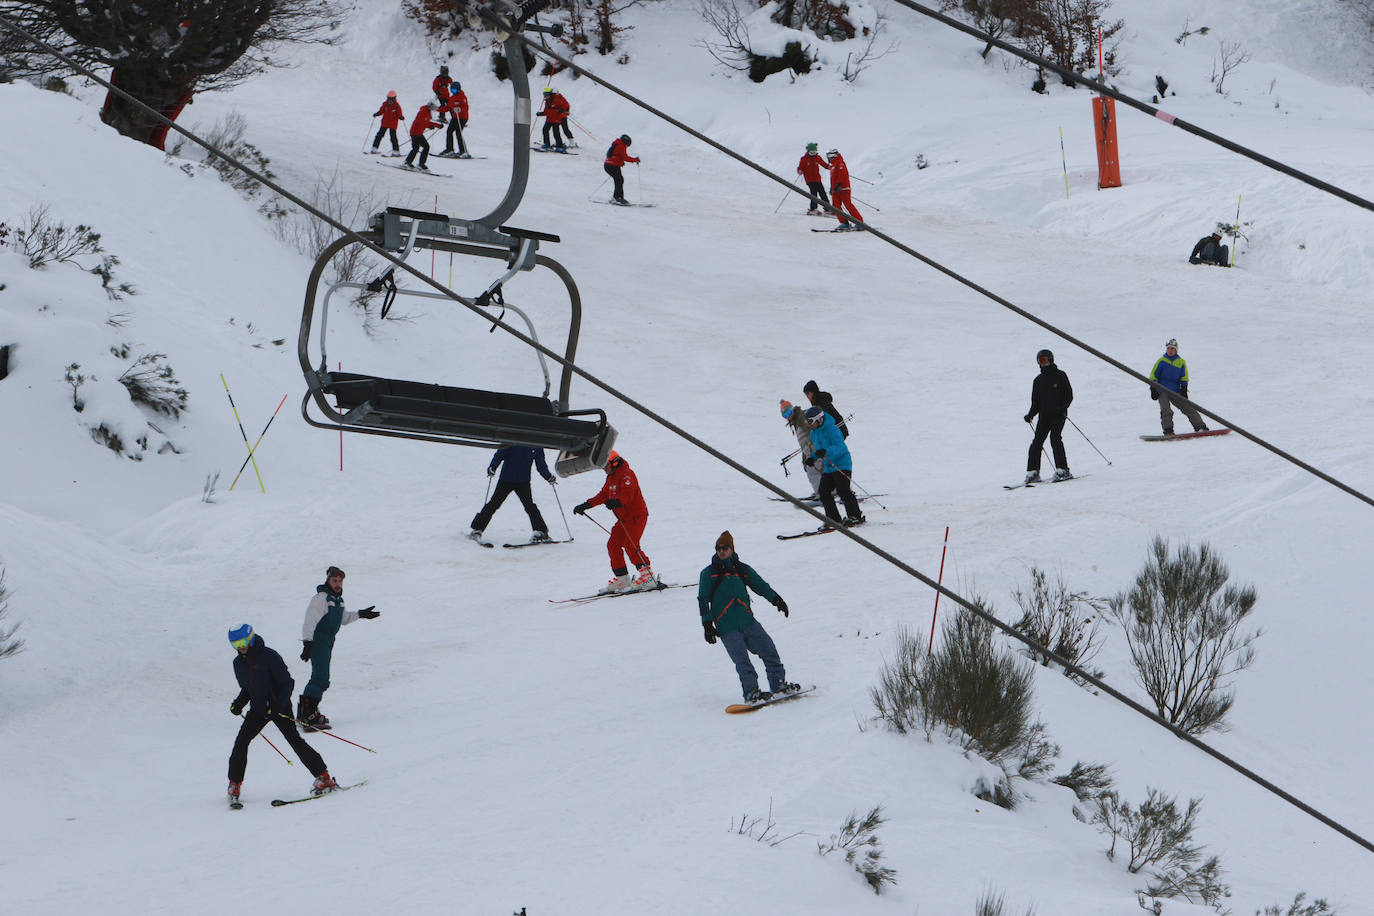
[1189,230,1230,267]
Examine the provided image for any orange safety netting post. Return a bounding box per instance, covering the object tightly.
[1092,95,1122,189]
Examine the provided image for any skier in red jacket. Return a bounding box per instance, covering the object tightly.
[370,91,405,155]
[439,82,470,158]
[537,87,571,152]
[573,451,655,593]
[432,65,453,124]
[796,142,830,215]
[603,134,641,205]
[826,148,863,230]
[405,100,439,171]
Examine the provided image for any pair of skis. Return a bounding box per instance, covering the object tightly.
[229,780,367,810]
[549,581,690,605]
[1004,474,1087,491]
[468,534,570,549]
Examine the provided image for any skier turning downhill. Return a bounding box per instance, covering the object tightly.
[405,100,439,170]
[298,566,381,732]
[698,530,799,704]
[370,90,404,155]
[573,450,654,593]
[468,445,557,543]
[1023,349,1074,484]
[603,134,640,205]
[1148,338,1209,436]
[226,624,337,805]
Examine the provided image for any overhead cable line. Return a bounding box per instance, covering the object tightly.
[3,8,1371,857]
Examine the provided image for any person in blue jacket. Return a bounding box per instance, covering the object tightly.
[804,406,864,527]
[698,530,798,703]
[298,566,380,732]
[469,445,558,543]
[227,624,336,804]
[1148,338,1209,436]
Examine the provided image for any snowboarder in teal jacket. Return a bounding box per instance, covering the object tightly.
[298,566,380,731]
[698,531,799,702]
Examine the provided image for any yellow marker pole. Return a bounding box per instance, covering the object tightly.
[221,374,266,493]
[1059,127,1070,199]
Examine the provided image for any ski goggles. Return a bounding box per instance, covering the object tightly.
[230,635,252,650]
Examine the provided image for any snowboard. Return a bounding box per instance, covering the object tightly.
[726,685,816,714]
[1139,428,1231,442]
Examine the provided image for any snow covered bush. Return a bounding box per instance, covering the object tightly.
[271,171,390,315]
[113,348,189,419]
[0,566,25,661]
[870,611,1058,800]
[1257,893,1339,916]
[1091,787,1230,911]
[170,112,289,219]
[940,0,1124,85]
[699,0,891,82]
[1109,537,1260,735]
[975,887,1036,916]
[1010,565,1105,683]
[1051,759,1114,805]
[4,206,135,300]
[816,806,898,894]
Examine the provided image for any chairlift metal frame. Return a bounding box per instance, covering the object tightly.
[297,10,616,476]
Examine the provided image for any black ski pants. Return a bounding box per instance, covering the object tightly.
[405,134,430,167]
[542,121,566,149]
[1027,413,1069,473]
[444,119,467,155]
[229,709,326,782]
[471,480,548,534]
[819,469,861,523]
[805,180,830,211]
[604,163,626,200]
[372,126,399,152]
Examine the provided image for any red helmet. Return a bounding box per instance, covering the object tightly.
[606,450,625,472]
[386,90,397,99]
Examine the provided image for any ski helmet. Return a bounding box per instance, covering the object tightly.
[826,148,839,159]
[804,406,826,426]
[606,450,625,472]
[228,623,254,650]
[806,142,818,152]
[427,99,440,110]
[1165,338,1178,349]
[543,87,554,94]
[386,90,397,99]
[440,65,449,74]
[620,134,632,146]
[1036,349,1054,364]
[453,81,461,91]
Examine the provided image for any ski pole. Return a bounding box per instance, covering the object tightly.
[928,526,950,654]
[240,712,294,764]
[229,394,288,491]
[579,511,613,536]
[277,712,376,753]
[587,176,610,201]
[363,115,376,153]
[548,477,574,541]
[849,174,875,186]
[818,456,887,510]
[1066,416,1112,466]
[568,114,596,140]
[774,177,800,214]
[221,374,266,494]
[1230,193,1242,266]
[851,194,881,212]
[1026,418,1051,469]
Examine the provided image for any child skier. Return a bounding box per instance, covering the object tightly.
[370,90,404,156]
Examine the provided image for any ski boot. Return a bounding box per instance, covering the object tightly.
[774,682,802,696]
[1024,471,1041,484]
[599,573,633,595]
[843,514,867,527]
[744,688,772,704]
[531,531,553,543]
[1053,468,1073,481]
[631,566,658,590]
[311,771,339,796]
[228,780,243,807]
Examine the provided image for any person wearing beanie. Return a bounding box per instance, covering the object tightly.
[804,406,864,527]
[796,142,831,215]
[779,399,822,500]
[802,380,848,439]
[698,531,799,703]
[226,624,337,805]
[298,566,381,732]
[1147,338,1209,436]
[1023,349,1073,484]
[370,90,405,155]
[432,65,453,124]
[574,451,655,594]
[1188,230,1230,267]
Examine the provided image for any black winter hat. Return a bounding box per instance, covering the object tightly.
[803,379,819,395]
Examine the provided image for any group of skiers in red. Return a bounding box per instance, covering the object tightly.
[797,142,863,230]
[368,66,472,168]
[536,86,575,151]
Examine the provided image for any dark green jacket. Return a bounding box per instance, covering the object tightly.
[698,554,779,635]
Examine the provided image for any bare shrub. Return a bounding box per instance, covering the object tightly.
[729,798,803,846]
[1052,760,1114,803]
[272,171,389,313]
[976,887,1037,916]
[1010,566,1105,683]
[817,806,898,894]
[0,567,25,661]
[1211,40,1252,95]
[171,111,289,218]
[1257,893,1339,916]
[1109,537,1260,735]
[1092,787,1230,910]
[116,351,189,418]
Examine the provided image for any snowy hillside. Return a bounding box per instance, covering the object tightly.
[3,1,1374,913]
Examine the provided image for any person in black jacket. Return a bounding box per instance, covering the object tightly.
[802,379,848,439]
[226,624,336,805]
[1188,231,1230,267]
[1023,349,1074,483]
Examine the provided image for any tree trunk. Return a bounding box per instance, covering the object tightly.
[100,68,196,150]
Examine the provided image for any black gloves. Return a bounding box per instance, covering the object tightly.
[1179,382,1189,399]
[1024,413,1034,424]
[606,498,622,510]
[487,467,497,477]
[230,699,246,716]
[358,606,380,619]
[1150,388,1160,400]
[300,641,313,662]
[573,501,590,516]
[545,475,557,485]
[775,597,789,617]
[703,621,718,645]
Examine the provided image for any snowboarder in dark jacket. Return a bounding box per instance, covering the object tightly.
[802,379,848,439]
[1189,231,1230,267]
[1023,349,1073,484]
[298,566,380,731]
[227,624,336,804]
[697,530,799,703]
[469,445,557,542]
